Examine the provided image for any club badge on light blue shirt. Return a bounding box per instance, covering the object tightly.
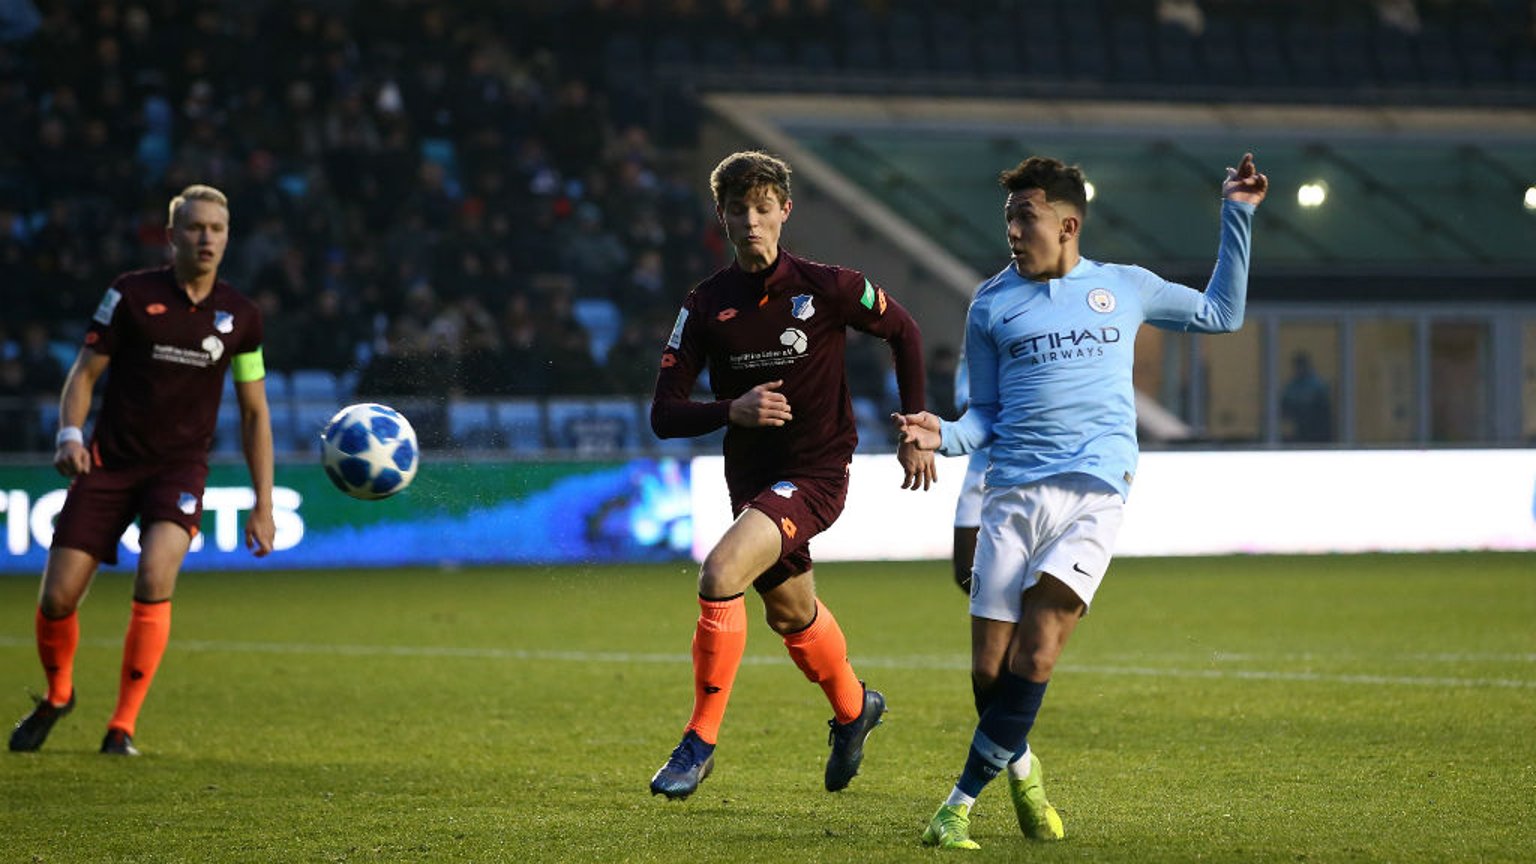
[790,294,816,321]
[214,310,234,333]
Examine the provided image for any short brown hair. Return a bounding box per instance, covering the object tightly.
[167,184,229,227]
[709,150,791,208]
[999,157,1087,218]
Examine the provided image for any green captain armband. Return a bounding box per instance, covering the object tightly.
[232,348,265,383]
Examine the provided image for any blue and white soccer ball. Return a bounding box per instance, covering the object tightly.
[319,403,419,500]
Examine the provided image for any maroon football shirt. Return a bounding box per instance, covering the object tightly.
[652,249,924,493]
[82,267,263,466]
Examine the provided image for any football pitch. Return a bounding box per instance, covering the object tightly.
[2,553,1533,863]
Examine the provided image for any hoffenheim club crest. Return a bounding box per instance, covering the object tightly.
[790,294,816,321]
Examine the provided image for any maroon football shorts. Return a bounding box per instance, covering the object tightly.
[732,472,849,593]
[51,461,208,566]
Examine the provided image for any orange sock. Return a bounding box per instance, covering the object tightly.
[108,600,172,736]
[36,608,79,706]
[685,595,748,745]
[783,599,864,724]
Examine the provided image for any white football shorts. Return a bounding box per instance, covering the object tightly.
[970,472,1124,621]
[952,449,989,528]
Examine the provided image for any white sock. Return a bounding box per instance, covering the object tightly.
[1006,745,1033,780]
[944,785,977,810]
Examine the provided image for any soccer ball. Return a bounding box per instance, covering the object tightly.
[319,403,419,500]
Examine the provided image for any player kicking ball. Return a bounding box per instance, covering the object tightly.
[897,153,1268,848]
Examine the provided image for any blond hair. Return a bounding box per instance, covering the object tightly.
[167,184,229,227]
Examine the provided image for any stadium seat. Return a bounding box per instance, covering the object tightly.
[214,399,241,455]
[1156,22,1202,86]
[289,369,339,403]
[1417,30,1463,86]
[795,39,837,74]
[850,396,887,454]
[448,399,503,450]
[494,399,547,454]
[1198,19,1242,84]
[1109,15,1155,84]
[1241,15,1290,86]
[652,35,694,73]
[1285,19,1332,88]
[545,397,640,455]
[263,370,291,404]
[603,33,648,91]
[929,11,973,77]
[572,298,622,364]
[884,9,930,76]
[1330,26,1376,87]
[288,400,339,456]
[1372,28,1419,85]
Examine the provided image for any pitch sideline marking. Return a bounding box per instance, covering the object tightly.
[2,636,1532,690]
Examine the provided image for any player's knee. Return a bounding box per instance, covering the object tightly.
[37,588,80,619]
[763,603,813,635]
[970,665,1000,696]
[697,555,745,599]
[1007,646,1058,682]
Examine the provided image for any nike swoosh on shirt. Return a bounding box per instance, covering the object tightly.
[1072,562,1093,578]
[1002,307,1028,323]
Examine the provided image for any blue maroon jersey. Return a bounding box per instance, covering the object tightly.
[652,249,924,493]
[83,267,263,466]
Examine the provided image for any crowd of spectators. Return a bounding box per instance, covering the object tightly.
[7,0,1528,453]
[1,0,730,425]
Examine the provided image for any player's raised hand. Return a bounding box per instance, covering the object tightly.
[730,380,793,427]
[1223,152,1269,206]
[54,440,91,478]
[897,439,937,491]
[890,411,943,451]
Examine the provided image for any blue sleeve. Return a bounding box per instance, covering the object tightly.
[1141,199,1254,333]
[953,338,969,413]
[939,302,997,456]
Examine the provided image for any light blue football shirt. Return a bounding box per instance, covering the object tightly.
[939,199,1256,499]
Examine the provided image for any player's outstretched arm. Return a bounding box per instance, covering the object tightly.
[728,380,793,427]
[891,411,943,451]
[1223,152,1269,206]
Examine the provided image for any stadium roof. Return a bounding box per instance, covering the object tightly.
[707,95,1536,298]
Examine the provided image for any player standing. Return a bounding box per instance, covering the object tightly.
[9,185,276,756]
[648,150,934,799]
[897,154,1268,848]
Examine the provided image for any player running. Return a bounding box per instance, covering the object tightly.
[9,185,275,757]
[648,149,934,800]
[897,153,1268,848]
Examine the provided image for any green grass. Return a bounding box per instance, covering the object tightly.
[3,553,1534,863]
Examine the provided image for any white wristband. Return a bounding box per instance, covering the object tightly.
[56,426,83,447]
